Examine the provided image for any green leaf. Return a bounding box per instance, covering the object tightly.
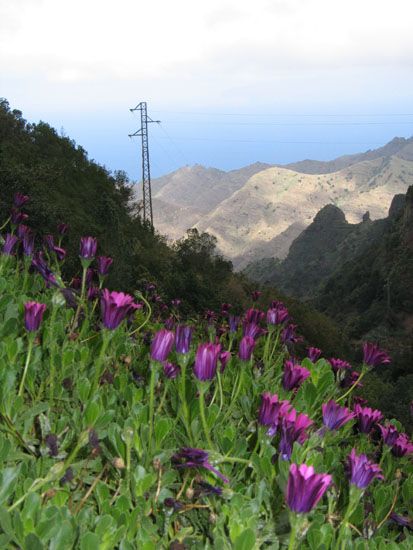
[24,533,43,550]
[0,466,20,505]
[80,532,100,550]
[234,528,256,550]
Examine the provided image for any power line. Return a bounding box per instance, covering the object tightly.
[152,109,413,118]
[157,120,413,127]
[157,136,387,145]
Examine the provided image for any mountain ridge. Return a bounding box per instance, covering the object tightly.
[149,136,413,266]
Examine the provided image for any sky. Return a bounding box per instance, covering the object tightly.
[1,0,413,180]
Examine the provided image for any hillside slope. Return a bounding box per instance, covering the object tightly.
[151,138,413,266]
[196,155,413,268]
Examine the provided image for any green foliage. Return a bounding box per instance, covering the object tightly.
[0,242,412,548]
[0,99,246,312]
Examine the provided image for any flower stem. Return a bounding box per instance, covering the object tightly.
[199,384,213,450]
[129,292,152,336]
[337,369,367,403]
[48,304,59,405]
[147,361,159,465]
[18,335,35,397]
[89,330,111,396]
[71,264,88,333]
[288,514,298,550]
[178,357,193,443]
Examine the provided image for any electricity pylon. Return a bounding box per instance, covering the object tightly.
[129,102,160,228]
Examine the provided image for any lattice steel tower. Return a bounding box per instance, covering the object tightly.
[129,102,160,228]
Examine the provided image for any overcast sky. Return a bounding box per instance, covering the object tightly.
[1,0,413,179]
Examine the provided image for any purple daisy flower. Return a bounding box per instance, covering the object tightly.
[238,336,255,361]
[172,447,229,483]
[24,301,47,332]
[322,400,355,431]
[391,433,413,457]
[100,289,135,330]
[307,347,322,362]
[286,463,331,513]
[193,342,221,381]
[362,342,391,368]
[354,405,383,434]
[345,448,383,489]
[282,360,310,391]
[150,328,175,362]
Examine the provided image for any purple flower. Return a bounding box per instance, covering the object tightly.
[85,268,94,285]
[71,276,81,290]
[242,321,264,339]
[171,298,181,308]
[307,347,322,362]
[362,342,391,368]
[204,309,216,325]
[286,463,332,513]
[175,325,193,354]
[346,448,383,489]
[279,409,313,460]
[391,433,413,457]
[219,351,231,372]
[322,400,355,431]
[97,256,113,277]
[57,223,69,236]
[172,447,229,483]
[251,290,262,302]
[43,234,55,251]
[163,361,180,379]
[164,317,175,330]
[31,252,58,287]
[194,342,221,381]
[282,360,310,391]
[2,234,19,255]
[220,303,232,317]
[10,208,28,225]
[267,305,289,325]
[329,358,352,373]
[196,481,223,496]
[24,301,47,332]
[79,236,97,260]
[390,513,413,529]
[150,328,175,362]
[145,282,156,293]
[53,246,66,261]
[238,336,255,361]
[281,324,302,345]
[22,229,35,257]
[17,224,29,238]
[378,424,399,446]
[245,308,264,324]
[354,405,383,434]
[258,393,291,435]
[87,286,100,301]
[13,193,29,208]
[100,289,135,330]
[228,315,239,333]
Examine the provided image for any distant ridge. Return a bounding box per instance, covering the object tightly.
[283,136,413,174]
[150,137,413,266]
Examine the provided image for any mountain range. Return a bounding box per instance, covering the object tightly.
[150,137,413,268]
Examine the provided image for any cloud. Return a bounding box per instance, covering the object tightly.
[1,0,413,112]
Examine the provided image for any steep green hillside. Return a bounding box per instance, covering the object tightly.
[246,188,413,427]
[0,99,245,312]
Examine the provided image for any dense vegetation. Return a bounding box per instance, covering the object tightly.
[0,99,345,355]
[246,190,413,429]
[0,99,248,314]
[0,192,412,548]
